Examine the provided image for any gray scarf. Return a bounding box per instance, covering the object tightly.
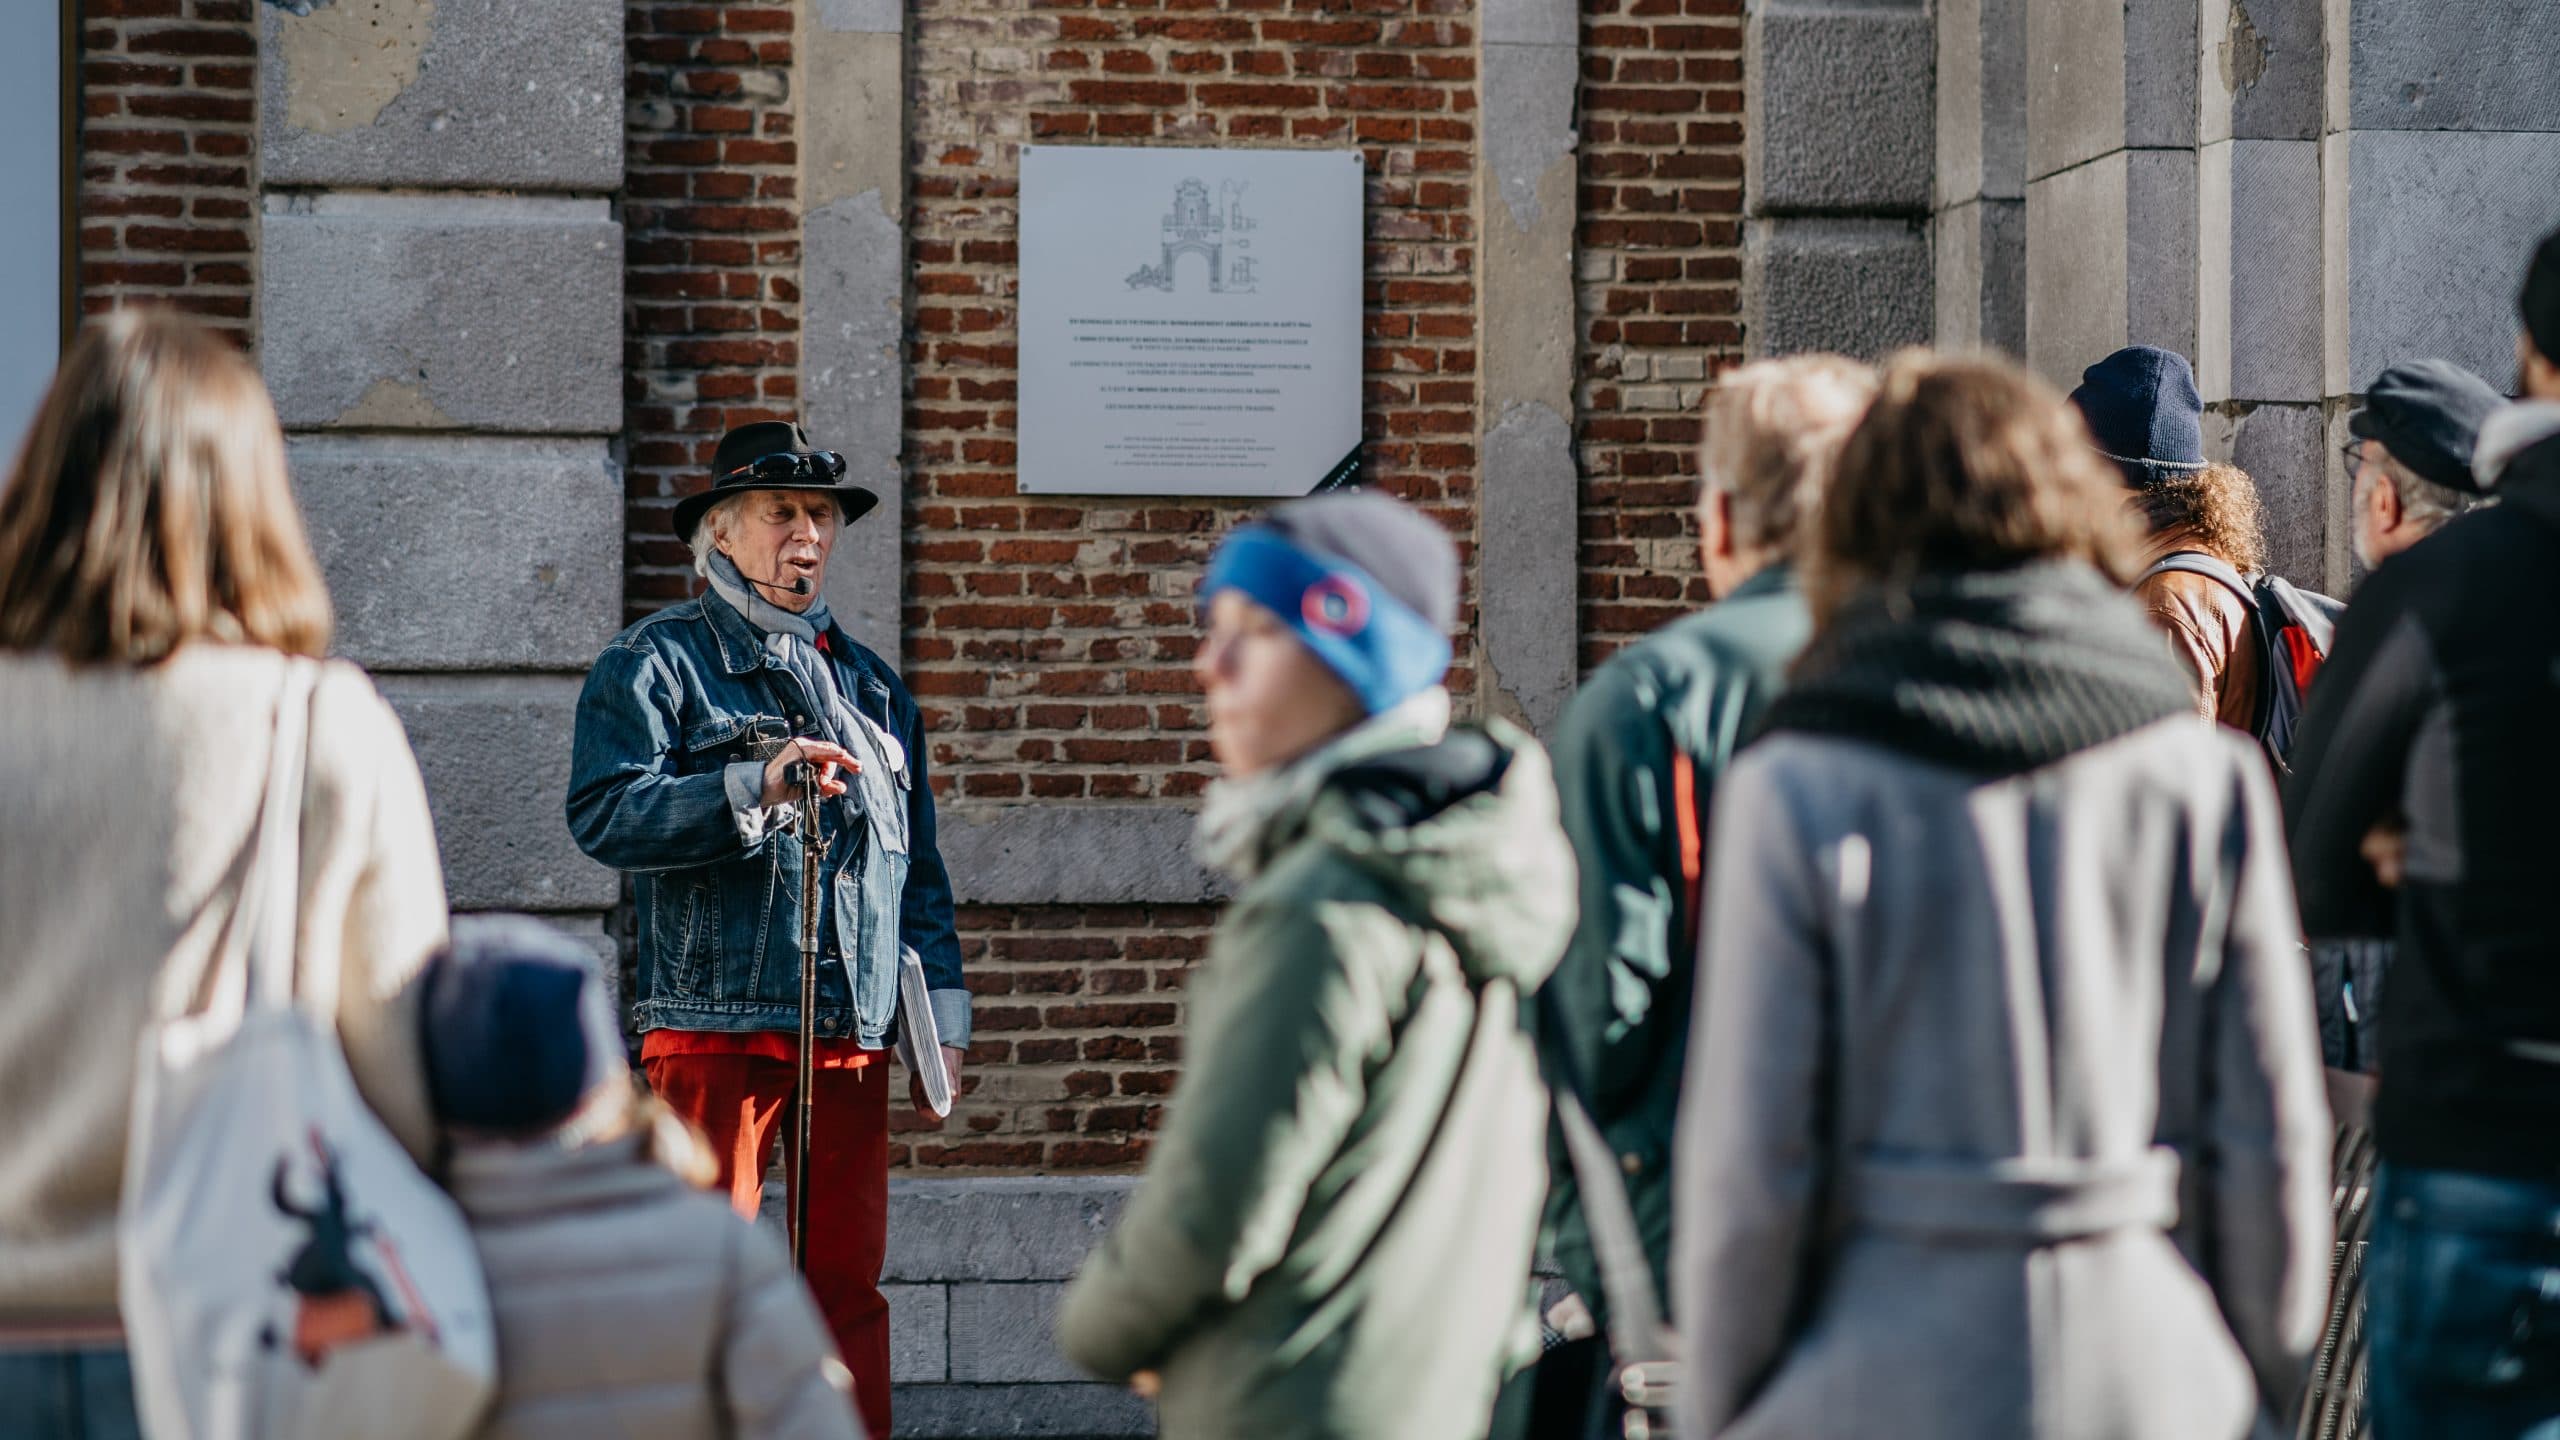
[703,551,908,858]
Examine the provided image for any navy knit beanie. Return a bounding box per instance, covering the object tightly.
[1200,491,1458,715]
[2069,346,2208,489]
[420,915,623,1136]
[2524,225,2560,370]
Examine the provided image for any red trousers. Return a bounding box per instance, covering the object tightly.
[644,1052,892,1437]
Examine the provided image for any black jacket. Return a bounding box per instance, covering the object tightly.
[2284,431,2560,1179]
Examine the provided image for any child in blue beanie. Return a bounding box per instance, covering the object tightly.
[420,915,865,1440]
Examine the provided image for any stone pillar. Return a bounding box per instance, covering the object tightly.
[2023,0,2199,387]
[1476,0,1581,735]
[803,0,910,660]
[2197,0,2326,581]
[1933,0,2024,354]
[2316,2,2560,588]
[1742,0,1934,360]
[258,0,625,943]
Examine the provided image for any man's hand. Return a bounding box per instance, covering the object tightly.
[761,737,858,807]
[1130,1371,1161,1401]
[909,1044,966,1125]
[2361,822,2408,889]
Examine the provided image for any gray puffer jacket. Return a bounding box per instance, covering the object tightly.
[446,1127,862,1440]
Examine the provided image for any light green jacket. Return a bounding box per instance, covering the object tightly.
[1057,719,1573,1440]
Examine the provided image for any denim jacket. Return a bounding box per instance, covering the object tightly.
[567,588,967,1049]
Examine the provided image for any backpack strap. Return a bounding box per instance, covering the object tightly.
[1672,749,1705,958]
[2141,550,2281,738]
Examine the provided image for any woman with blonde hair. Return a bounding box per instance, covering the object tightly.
[1672,351,2331,1440]
[0,310,449,1438]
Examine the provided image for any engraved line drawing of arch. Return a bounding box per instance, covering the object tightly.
[1126,177,1260,293]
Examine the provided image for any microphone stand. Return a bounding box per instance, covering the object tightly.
[789,756,823,1270]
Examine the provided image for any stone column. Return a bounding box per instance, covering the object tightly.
[1934,0,2024,354]
[1742,0,1933,360]
[258,0,625,944]
[1476,0,1581,735]
[2316,3,2560,588]
[2023,0,2200,386]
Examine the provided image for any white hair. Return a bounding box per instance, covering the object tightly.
[688,491,752,577]
[2373,448,2478,536]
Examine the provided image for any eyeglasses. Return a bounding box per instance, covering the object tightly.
[722,450,848,486]
[2338,440,2372,476]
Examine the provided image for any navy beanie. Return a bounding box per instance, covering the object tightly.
[1200,491,1458,715]
[2350,359,2507,495]
[2525,225,2560,370]
[2069,346,2208,489]
[421,915,623,1136]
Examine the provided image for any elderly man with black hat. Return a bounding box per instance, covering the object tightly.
[566,421,965,1438]
[2284,226,2560,1438]
[2343,358,2505,569]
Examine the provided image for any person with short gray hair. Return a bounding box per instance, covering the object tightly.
[2344,358,2504,571]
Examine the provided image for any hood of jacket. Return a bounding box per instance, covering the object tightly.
[1264,719,1572,991]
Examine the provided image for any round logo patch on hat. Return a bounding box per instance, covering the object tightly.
[1303,575,1371,637]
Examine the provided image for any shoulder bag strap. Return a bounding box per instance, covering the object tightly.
[240,660,319,1012]
[1537,998,1675,1366]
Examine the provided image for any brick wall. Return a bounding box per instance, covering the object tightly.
[623,1,803,623]
[1573,0,1744,667]
[76,0,257,345]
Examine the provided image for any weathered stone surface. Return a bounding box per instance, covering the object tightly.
[1478,402,1578,737]
[2202,0,2321,143]
[1482,0,1576,50]
[1936,0,2025,204]
[262,0,623,190]
[885,1178,1139,1284]
[2335,130,2560,393]
[1744,218,1933,361]
[937,807,1228,906]
[2341,0,2560,135]
[1748,6,1935,214]
[1935,198,2025,356]
[2028,0,2200,180]
[290,435,621,672]
[889,1383,1155,1438]
[2025,150,2198,388]
[949,1285,1083,1385]
[376,675,618,912]
[887,1284,950,1385]
[806,193,908,661]
[2198,139,2322,402]
[261,194,621,435]
[2201,401,2328,585]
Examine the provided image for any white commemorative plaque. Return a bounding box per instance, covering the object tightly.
[1018,145,1365,496]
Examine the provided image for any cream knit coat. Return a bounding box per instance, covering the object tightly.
[0,646,449,1319]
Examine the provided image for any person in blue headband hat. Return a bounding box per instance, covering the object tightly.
[1055,489,1574,1440]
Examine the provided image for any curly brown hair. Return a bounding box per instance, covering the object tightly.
[2135,462,2266,573]
[1807,350,2144,625]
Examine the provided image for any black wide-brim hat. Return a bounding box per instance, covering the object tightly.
[672,420,879,540]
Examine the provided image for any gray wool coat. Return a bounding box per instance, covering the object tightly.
[1673,718,2331,1440]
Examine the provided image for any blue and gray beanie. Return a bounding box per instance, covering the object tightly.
[1199,491,1457,716]
[2069,345,2208,490]
[420,914,625,1137]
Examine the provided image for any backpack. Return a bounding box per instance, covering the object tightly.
[2141,551,2346,770]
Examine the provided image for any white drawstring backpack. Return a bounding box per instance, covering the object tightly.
[118,661,495,1440]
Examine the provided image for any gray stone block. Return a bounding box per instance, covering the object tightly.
[1478,401,1578,738]
[886,1178,1141,1284]
[1743,217,1933,361]
[2028,0,2200,180]
[261,194,622,435]
[1481,0,1577,49]
[1747,6,1935,214]
[2198,139,2322,403]
[290,435,622,672]
[377,674,619,911]
[806,193,909,661]
[937,807,1229,907]
[2336,129,2560,394]
[2025,150,2199,389]
[2202,0,2321,143]
[262,0,624,190]
[1936,0,2026,204]
[887,1284,950,1384]
[2342,1,2560,135]
[2201,401,2328,585]
[1935,197,2025,356]
[949,1285,1083,1385]
[889,1383,1156,1438]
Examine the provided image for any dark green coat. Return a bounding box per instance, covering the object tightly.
[1540,564,1810,1328]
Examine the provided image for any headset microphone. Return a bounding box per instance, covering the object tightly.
[744,572,815,599]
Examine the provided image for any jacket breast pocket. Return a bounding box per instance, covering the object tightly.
[680,713,786,776]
